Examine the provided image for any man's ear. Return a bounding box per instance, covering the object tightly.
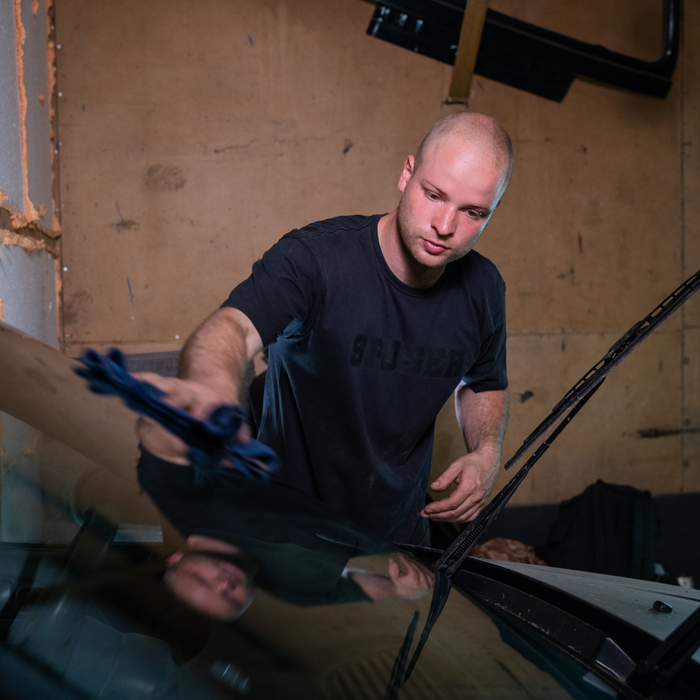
[166,551,185,568]
[398,155,415,193]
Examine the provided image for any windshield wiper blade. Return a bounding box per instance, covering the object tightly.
[436,267,700,577]
[505,268,700,473]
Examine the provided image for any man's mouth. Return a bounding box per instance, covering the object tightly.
[423,239,448,254]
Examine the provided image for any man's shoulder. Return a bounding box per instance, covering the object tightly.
[455,249,505,290]
[283,214,378,244]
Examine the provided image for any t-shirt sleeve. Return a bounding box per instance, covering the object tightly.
[461,277,508,392]
[220,234,322,347]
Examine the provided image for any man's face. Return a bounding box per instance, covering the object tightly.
[164,551,254,621]
[396,137,507,271]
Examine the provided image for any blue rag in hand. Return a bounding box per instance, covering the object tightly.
[74,348,280,485]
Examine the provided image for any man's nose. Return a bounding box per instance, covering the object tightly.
[433,207,456,236]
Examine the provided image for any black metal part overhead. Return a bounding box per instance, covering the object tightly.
[366,0,680,101]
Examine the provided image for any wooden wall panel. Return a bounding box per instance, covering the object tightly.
[56,0,459,349]
[56,0,700,504]
[682,328,700,492]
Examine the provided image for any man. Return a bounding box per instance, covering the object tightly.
[163,538,432,620]
[140,111,512,546]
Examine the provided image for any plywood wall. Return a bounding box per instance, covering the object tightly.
[55,0,700,505]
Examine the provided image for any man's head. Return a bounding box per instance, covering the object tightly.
[163,537,256,622]
[395,112,513,279]
[413,112,513,188]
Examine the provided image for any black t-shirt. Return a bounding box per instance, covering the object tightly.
[223,214,507,544]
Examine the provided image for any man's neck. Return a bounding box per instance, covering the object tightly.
[377,211,445,289]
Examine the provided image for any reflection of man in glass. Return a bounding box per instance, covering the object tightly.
[129,443,434,620]
[161,530,432,622]
[163,536,257,622]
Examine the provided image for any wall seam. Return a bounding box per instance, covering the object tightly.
[46,0,63,351]
[679,23,687,493]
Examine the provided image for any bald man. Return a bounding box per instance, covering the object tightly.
[139,112,512,546]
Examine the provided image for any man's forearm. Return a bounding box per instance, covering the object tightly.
[422,386,509,522]
[135,307,263,462]
[178,307,259,404]
[456,385,509,461]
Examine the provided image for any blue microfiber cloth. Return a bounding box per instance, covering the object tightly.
[74,348,279,485]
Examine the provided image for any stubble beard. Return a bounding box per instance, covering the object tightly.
[396,195,445,271]
[397,194,485,271]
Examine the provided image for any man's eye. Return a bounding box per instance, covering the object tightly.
[466,210,484,219]
[425,191,439,201]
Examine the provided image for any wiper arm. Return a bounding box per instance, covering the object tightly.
[503,268,700,474]
[437,268,700,578]
[434,382,603,577]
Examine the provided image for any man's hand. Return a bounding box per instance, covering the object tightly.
[134,372,247,465]
[387,553,434,599]
[420,449,499,523]
[422,385,508,524]
[135,308,262,465]
[348,553,434,601]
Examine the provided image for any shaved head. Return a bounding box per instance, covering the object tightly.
[414,112,513,190]
[381,111,513,287]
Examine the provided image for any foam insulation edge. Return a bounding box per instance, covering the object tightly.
[13,0,40,223]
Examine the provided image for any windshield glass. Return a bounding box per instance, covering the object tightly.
[0,410,592,698]
[0,326,691,699]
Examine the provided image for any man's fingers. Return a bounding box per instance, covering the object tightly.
[132,371,166,384]
[133,373,231,418]
[427,507,480,523]
[422,487,485,521]
[132,373,199,410]
[424,450,499,523]
[426,499,484,523]
[132,372,185,398]
[238,422,252,444]
[396,554,434,590]
[429,462,461,491]
[423,483,483,515]
[136,416,191,464]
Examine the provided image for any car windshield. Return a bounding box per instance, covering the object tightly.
[0,324,698,700]
[0,404,599,699]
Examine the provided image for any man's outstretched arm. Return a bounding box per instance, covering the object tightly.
[421,385,509,523]
[135,307,263,463]
[179,306,263,400]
